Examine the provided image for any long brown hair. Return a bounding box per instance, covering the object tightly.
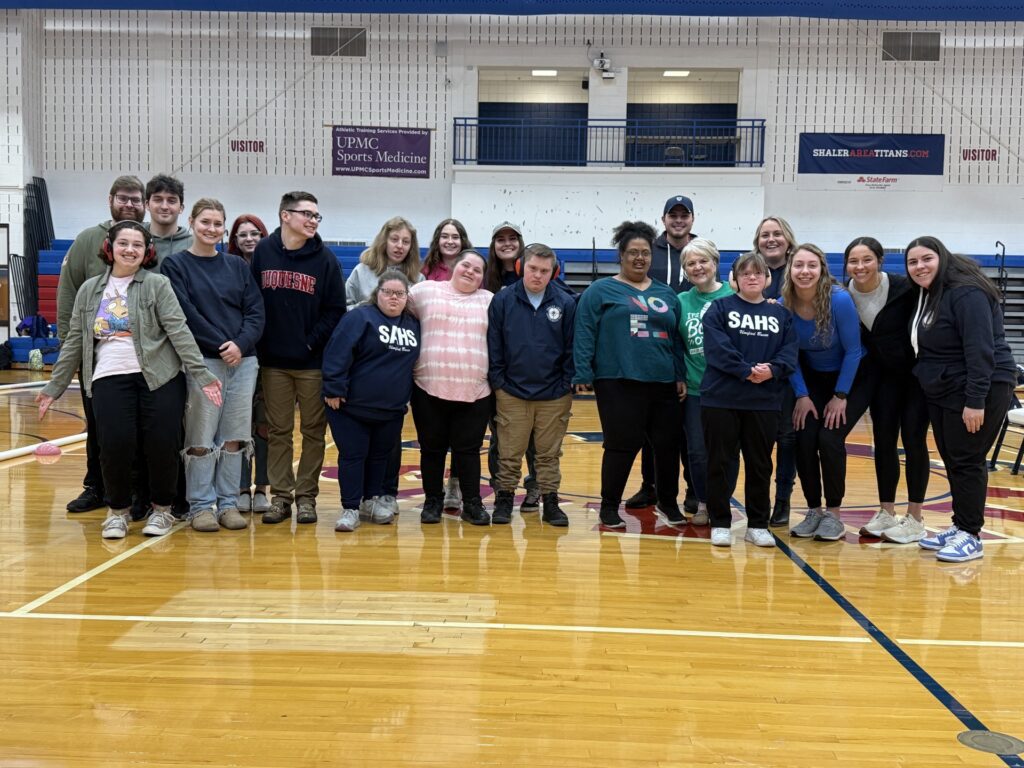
[781,243,835,341]
[422,218,471,277]
[360,216,421,283]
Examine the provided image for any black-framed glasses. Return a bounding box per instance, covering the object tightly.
[113,193,144,206]
[285,209,323,223]
[380,288,408,298]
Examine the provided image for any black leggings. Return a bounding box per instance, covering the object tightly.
[702,406,778,529]
[870,371,930,504]
[794,363,873,509]
[410,386,492,503]
[594,379,680,509]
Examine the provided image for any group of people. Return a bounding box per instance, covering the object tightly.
[37,178,1014,564]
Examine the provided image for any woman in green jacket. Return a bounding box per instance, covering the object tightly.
[37,221,222,540]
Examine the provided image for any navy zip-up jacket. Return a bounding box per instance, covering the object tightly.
[322,304,420,420]
[251,228,346,369]
[487,279,576,400]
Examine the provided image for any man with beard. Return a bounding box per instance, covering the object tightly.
[57,175,147,513]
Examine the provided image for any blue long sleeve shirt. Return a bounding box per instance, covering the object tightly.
[785,286,864,398]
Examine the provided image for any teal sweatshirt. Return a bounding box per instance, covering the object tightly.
[677,282,734,393]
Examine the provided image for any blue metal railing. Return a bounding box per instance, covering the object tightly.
[453,117,765,168]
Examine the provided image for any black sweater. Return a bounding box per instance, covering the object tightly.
[250,228,347,369]
[914,284,1016,410]
[857,273,917,372]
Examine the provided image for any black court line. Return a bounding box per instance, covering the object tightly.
[775,535,1024,767]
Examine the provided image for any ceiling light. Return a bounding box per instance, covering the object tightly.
[532,69,558,77]
[663,70,691,77]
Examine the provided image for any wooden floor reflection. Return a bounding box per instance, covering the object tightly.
[0,370,1022,766]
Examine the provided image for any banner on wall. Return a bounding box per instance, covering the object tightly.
[798,133,945,175]
[332,125,431,178]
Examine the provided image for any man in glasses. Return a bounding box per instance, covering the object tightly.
[251,191,347,526]
[57,175,147,513]
[144,174,192,262]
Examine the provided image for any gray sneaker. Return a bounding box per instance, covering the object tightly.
[369,496,395,525]
[791,509,824,538]
[144,506,178,536]
[335,508,360,532]
[358,499,374,520]
[813,511,847,541]
[520,487,542,513]
[219,507,248,530]
[377,494,400,517]
[101,509,130,540]
[296,501,318,525]
[444,475,463,511]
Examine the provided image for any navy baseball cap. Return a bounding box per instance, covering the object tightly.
[663,195,694,215]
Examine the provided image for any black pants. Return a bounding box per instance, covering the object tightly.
[325,407,405,510]
[90,373,186,510]
[638,427,692,493]
[382,432,403,497]
[928,382,1013,535]
[774,386,797,502]
[794,363,873,509]
[594,379,680,509]
[702,407,777,529]
[871,371,930,504]
[411,385,492,502]
[79,373,104,496]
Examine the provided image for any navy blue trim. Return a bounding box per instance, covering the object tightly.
[3,0,1024,20]
[775,535,1024,766]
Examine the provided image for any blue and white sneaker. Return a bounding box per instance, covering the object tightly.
[918,524,960,551]
[935,530,984,563]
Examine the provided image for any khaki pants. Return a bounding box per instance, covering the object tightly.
[492,390,572,493]
[261,367,326,506]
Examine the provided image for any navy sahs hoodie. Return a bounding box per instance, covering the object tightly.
[322,304,421,420]
[251,227,347,369]
[700,293,798,411]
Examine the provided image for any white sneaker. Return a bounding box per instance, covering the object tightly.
[335,508,361,532]
[690,508,710,526]
[101,510,130,540]
[237,492,252,512]
[251,491,271,513]
[710,527,732,547]
[358,499,374,520]
[860,509,898,537]
[369,497,395,525]
[744,527,776,547]
[142,507,176,537]
[377,494,400,517]
[881,515,926,544]
[443,475,463,511]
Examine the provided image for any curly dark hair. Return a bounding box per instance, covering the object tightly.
[99,221,157,269]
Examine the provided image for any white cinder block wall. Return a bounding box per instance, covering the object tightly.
[1,10,1021,258]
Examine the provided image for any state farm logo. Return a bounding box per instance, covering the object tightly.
[857,176,898,184]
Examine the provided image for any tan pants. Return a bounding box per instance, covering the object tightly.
[492,390,572,493]
[261,367,326,506]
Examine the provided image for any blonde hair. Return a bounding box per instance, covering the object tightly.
[781,243,834,341]
[359,216,421,283]
[753,216,797,261]
[681,237,721,273]
[190,197,226,222]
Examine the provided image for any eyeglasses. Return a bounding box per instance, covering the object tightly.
[625,249,652,259]
[380,288,408,298]
[113,194,144,206]
[236,232,262,240]
[285,209,323,223]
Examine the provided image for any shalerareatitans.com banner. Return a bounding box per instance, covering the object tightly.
[798,133,945,175]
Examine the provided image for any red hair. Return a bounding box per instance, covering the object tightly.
[227,214,269,257]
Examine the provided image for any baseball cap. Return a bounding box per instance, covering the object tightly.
[491,221,523,239]
[663,195,694,215]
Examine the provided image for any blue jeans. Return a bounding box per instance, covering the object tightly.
[183,356,259,516]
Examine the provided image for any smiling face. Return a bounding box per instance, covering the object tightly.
[147,191,184,228]
[789,249,823,293]
[438,224,462,261]
[451,253,485,293]
[282,201,321,241]
[846,244,881,290]
[386,227,413,264]
[662,205,693,243]
[736,264,767,301]
[684,252,718,291]
[190,207,226,251]
[619,237,652,283]
[110,227,148,277]
[109,188,146,223]
[906,245,940,290]
[376,278,409,317]
[235,222,263,257]
[492,229,521,265]
[757,219,790,267]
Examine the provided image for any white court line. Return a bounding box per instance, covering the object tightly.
[0,610,873,644]
[9,522,189,615]
[897,638,1024,649]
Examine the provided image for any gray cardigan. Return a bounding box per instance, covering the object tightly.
[44,267,218,399]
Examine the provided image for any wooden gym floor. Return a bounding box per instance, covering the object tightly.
[0,369,1022,767]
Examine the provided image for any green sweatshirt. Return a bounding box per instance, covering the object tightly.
[56,222,112,340]
[677,283,734,393]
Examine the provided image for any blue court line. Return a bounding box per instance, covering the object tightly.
[774,535,1024,766]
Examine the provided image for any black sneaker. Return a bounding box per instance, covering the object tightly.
[541,493,569,527]
[262,501,292,525]
[655,502,685,526]
[769,498,790,528]
[492,490,514,525]
[599,503,626,529]
[519,487,541,513]
[420,495,443,524]
[624,485,657,509]
[67,487,104,514]
[683,487,698,515]
[461,497,491,526]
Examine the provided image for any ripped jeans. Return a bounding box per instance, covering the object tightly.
[183,356,259,517]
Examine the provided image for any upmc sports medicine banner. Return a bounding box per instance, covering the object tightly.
[798,133,945,175]
[332,126,431,178]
